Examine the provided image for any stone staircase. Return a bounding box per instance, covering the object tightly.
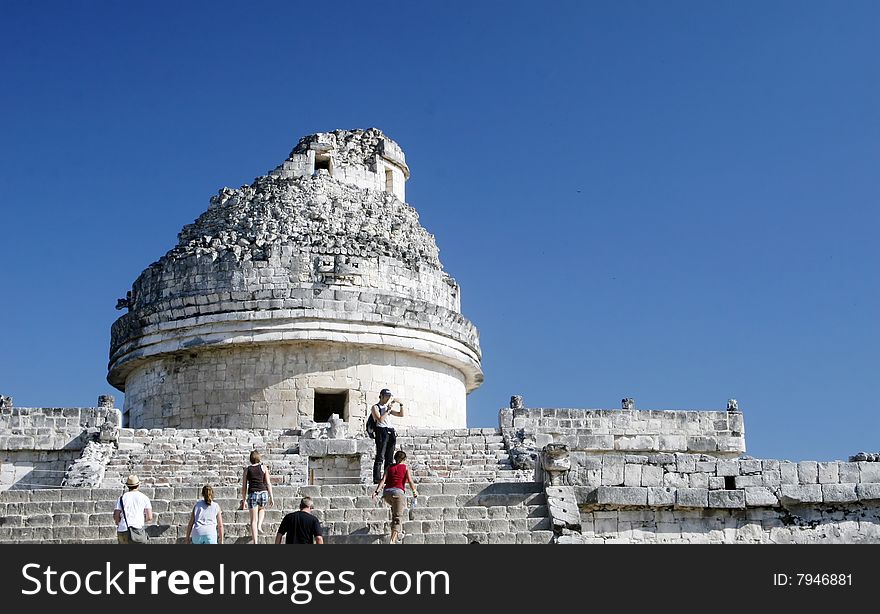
[101,429,306,488]
[396,429,534,483]
[0,482,552,544]
[0,426,551,543]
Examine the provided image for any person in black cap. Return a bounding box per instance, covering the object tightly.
[371,388,404,483]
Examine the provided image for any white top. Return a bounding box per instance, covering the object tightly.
[115,490,152,532]
[191,500,221,537]
[375,402,394,430]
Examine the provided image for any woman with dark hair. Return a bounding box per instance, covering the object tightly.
[240,450,274,544]
[372,450,418,544]
[185,484,224,544]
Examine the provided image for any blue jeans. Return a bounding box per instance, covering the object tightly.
[373,427,396,483]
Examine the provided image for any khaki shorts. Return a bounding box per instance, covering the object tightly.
[382,491,407,530]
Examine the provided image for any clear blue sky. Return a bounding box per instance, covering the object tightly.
[1,2,877,461]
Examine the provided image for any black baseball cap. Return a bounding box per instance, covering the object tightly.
[380,389,392,397]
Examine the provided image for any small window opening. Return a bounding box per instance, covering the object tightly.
[724,476,737,490]
[314,391,347,423]
[385,168,394,192]
[314,154,331,173]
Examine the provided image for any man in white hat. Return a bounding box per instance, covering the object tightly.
[113,474,153,544]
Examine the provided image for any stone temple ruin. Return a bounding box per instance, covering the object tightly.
[1,128,879,543]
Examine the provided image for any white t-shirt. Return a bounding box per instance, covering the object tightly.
[375,402,394,430]
[191,500,221,537]
[115,490,152,532]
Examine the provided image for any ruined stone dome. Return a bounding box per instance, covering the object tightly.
[108,129,482,429]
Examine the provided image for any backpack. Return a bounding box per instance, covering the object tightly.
[366,411,377,439]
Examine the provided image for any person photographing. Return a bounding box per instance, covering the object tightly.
[371,388,404,483]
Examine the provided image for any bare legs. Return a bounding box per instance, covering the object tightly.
[249,506,259,544]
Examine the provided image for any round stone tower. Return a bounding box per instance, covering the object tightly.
[108,129,482,429]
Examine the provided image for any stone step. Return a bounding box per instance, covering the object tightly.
[6,530,554,545]
[2,480,541,499]
[1,511,552,535]
[1,491,546,517]
[1,500,549,524]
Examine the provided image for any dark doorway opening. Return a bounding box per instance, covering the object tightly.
[314,154,331,173]
[314,391,347,423]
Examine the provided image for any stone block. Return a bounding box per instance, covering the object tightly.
[299,439,329,457]
[734,475,764,488]
[859,463,880,483]
[744,487,779,507]
[657,435,687,452]
[615,436,657,451]
[663,472,689,488]
[715,460,739,477]
[601,457,625,486]
[647,487,676,506]
[624,464,642,487]
[689,473,709,489]
[324,439,357,455]
[548,497,581,529]
[576,435,614,451]
[708,477,726,490]
[855,483,880,500]
[675,488,708,508]
[694,460,716,473]
[797,461,818,484]
[589,487,648,506]
[837,462,859,484]
[675,454,696,473]
[822,484,857,503]
[738,460,762,474]
[778,484,823,504]
[641,465,663,487]
[708,490,745,509]
[779,463,798,484]
[817,462,839,484]
[761,470,781,487]
[686,436,718,452]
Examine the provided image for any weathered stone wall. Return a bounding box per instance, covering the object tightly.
[0,406,119,450]
[270,128,409,201]
[1,450,80,490]
[110,252,471,354]
[0,407,120,491]
[122,344,467,429]
[575,506,880,543]
[500,407,745,457]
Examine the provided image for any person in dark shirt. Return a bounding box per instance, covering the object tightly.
[276,496,324,544]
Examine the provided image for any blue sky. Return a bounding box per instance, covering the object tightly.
[1,1,877,461]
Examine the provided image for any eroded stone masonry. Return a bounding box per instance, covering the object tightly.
[1,129,877,543]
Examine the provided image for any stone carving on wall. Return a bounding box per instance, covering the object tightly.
[621,397,635,410]
[541,443,571,486]
[727,399,739,412]
[99,419,119,443]
[851,452,880,462]
[510,395,524,409]
[98,395,115,409]
[115,291,132,311]
[506,428,538,470]
[315,255,361,285]
[302,414,349,440]
[327,414,348,439]
[0,395,12,409]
